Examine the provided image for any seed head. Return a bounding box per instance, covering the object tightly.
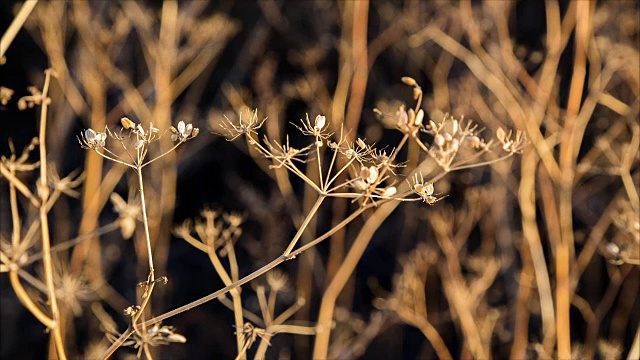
[171,120,199,142]
[79,128,107,149]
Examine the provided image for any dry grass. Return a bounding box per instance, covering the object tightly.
[1,1,638,359]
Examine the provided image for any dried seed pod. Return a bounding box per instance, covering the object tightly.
[496,127,506,142]
[314,115,326,131]
[121,117,136,129]
[416,183,434,196]
[119,217,136,239]
[84,129,96,141]
[382,186,397,197]
[401,76,417,86]
[397,105,408,127]
[360,166,371,181]
[95,132,106,147]
[353,179,368,191]
[413,87,422,100]
[366,166,378,184]
[414,109,424,126]
[407,108,416,127]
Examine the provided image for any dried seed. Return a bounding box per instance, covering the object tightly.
[401,76,417,86]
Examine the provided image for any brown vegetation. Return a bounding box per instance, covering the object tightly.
[1,1,638,359]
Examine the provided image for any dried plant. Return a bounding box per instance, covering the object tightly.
[2,1,638,359]
[77,117,197,358]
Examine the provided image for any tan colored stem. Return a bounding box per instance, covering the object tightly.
[5,158,52,328]
[433,219,487,359]
[510,239,534,359]
[38,69,67,360]
[283,196,325,256]
[137,167,155,277]
[205,241,245,357]
[556,3,592,357]
[9,270,55,328]
[343,0,369,136]
[313,198,398,359]
[394,305,452,360]
[150,1,179,321]
[520,151,556,351]
[9,168,20,248]
[0,0,38,59]
[130,165,156,340]
[0,163,41,207]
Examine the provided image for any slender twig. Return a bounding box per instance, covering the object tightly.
[130,165,156,340]
[8,270,55,328]
[136,167,155,278]
[0,0,38,60]
[204,234,245,356]
[394,305,453,360]
[282,196,325,256]
[9,164,21,249]
[0,163,42,207]
[25,222,120,266]
[37,69,67,360]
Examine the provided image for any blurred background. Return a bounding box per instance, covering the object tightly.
[1,1,638,359]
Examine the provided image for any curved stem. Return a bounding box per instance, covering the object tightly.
[9,270,55,328]
[394,306,452,360]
